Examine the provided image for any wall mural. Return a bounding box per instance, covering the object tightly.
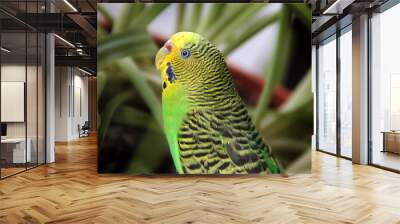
[97,3,312,175]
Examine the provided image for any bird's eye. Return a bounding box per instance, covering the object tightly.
[180,49,190,59]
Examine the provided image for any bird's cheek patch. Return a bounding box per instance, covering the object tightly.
[166,63,177,83]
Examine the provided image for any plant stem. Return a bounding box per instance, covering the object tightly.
[253,6,292,126]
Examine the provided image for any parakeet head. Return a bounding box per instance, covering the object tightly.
[155,32,234,102]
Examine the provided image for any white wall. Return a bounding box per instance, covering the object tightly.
[1,65,29,138]
[55,66,69,141]
[71,73,89,138]
[54,67,89,141]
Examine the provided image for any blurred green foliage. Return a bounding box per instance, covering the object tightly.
[97,3,312,174]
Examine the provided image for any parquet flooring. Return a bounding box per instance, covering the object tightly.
[1,167,26,177]
[1,135,400,223]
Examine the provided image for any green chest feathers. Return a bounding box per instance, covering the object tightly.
[162,84,189,174]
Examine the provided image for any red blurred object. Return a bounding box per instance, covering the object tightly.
[227,63,290,107]
[98,17,112,32]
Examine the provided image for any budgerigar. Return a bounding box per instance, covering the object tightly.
[155,32,280,174]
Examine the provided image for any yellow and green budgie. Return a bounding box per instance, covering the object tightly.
[155,32,280,174]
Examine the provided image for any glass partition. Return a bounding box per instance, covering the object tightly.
[317,36,337,154]
[370,3,400,171]
[339,27,352,158]
[0,1,46,179]
[1,30,27,177]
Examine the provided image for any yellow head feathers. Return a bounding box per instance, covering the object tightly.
[155,31,232,99]
[155,32,203,71]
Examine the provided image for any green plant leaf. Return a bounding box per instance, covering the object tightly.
[113,106,161,134]
[279,69,311,113]
[113,4,145,33]
[260,101,312,139]
[223,12,279,55]
[287,3,311,30]
[188,3,202,31]
[97,71,108,102]
[97,26,108,41]
[286,149,311,174]
[98,91,131,147]
[214,4,265,45]
[206,4,251,41]
[176,3,186,32]
[269,138,310,155]
[130,3,169,29]
[126,128,168,174]
[98,29,156,68]
[196,3,225,34]
[116,58,163,128]
[97,111,101,129]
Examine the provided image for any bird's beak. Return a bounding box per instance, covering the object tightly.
[155,40,172,70]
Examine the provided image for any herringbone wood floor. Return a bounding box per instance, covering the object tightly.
[1,135,400,224]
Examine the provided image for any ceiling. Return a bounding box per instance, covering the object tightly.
[310,0,390,44]
[0,0,96,74]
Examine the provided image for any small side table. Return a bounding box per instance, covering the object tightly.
[381,131,400,154]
